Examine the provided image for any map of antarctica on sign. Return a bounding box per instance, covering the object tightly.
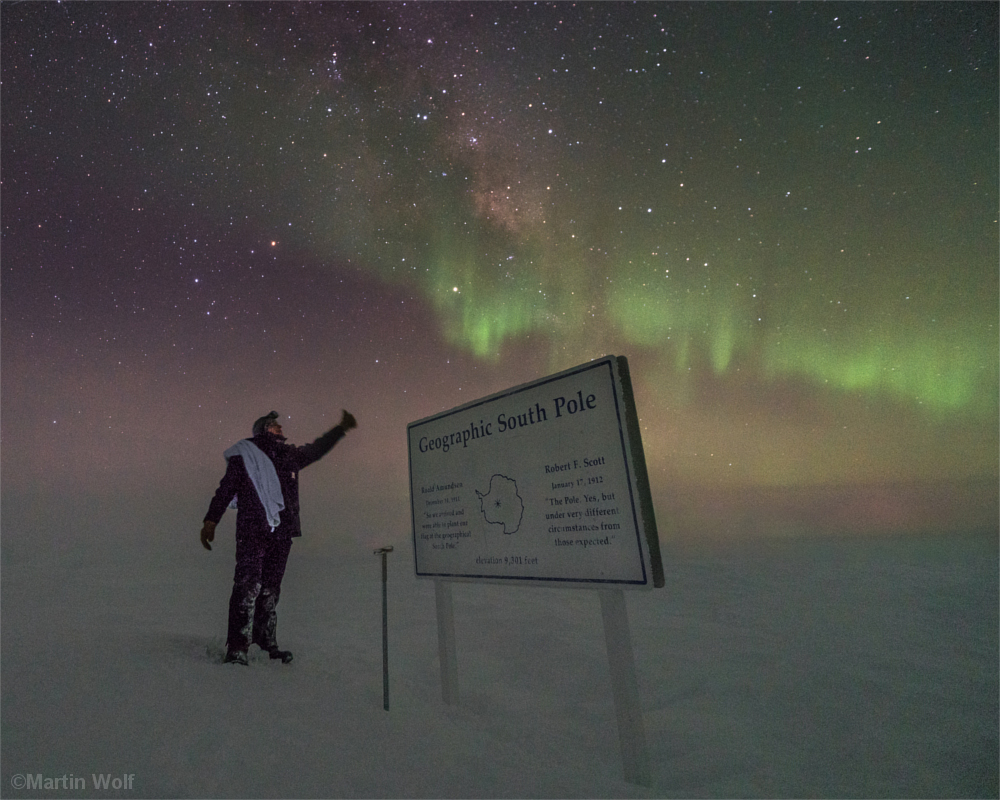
[476,474,524,534]
[407,356,662,587]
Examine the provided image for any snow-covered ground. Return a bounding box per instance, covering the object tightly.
[2,503,997,799]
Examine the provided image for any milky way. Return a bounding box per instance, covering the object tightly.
[2,2,997,540]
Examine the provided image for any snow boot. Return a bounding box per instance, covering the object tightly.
[265,647,293,664]
[224,649,249,666]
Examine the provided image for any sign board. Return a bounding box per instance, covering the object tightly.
[407,356,663,588]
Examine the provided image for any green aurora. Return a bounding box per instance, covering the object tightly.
[2,1,996,536]
[153,2,996,422]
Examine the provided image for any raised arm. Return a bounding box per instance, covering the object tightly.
[295,410,357,469]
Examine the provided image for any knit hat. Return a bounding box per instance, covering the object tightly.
[252,411,280,437]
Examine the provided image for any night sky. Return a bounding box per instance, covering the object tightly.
[2,2,997,544]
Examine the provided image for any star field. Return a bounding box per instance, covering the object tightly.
[2,2,997,540]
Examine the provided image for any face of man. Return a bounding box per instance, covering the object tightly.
[266,420,284,437]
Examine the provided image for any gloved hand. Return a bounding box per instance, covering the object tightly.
[200,520,217,551]
[340,409,358,431]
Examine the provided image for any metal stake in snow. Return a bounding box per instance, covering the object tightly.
[374,545,393,710]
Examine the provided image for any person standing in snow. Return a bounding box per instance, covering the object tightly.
[200,409,357,665]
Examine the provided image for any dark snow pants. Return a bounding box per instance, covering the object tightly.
[226,529,293,654]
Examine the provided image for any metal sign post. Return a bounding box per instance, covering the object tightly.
[600,588,650,785]
[435,579,459,705]
[374,545,393,710]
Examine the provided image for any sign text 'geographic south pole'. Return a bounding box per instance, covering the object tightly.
[407,356,663,588]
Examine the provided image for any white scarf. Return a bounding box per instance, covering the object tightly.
[223,439,285,531]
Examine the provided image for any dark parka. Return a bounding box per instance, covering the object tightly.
[204,425,346,538]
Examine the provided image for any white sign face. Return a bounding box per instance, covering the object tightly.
[407,356,661,588]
